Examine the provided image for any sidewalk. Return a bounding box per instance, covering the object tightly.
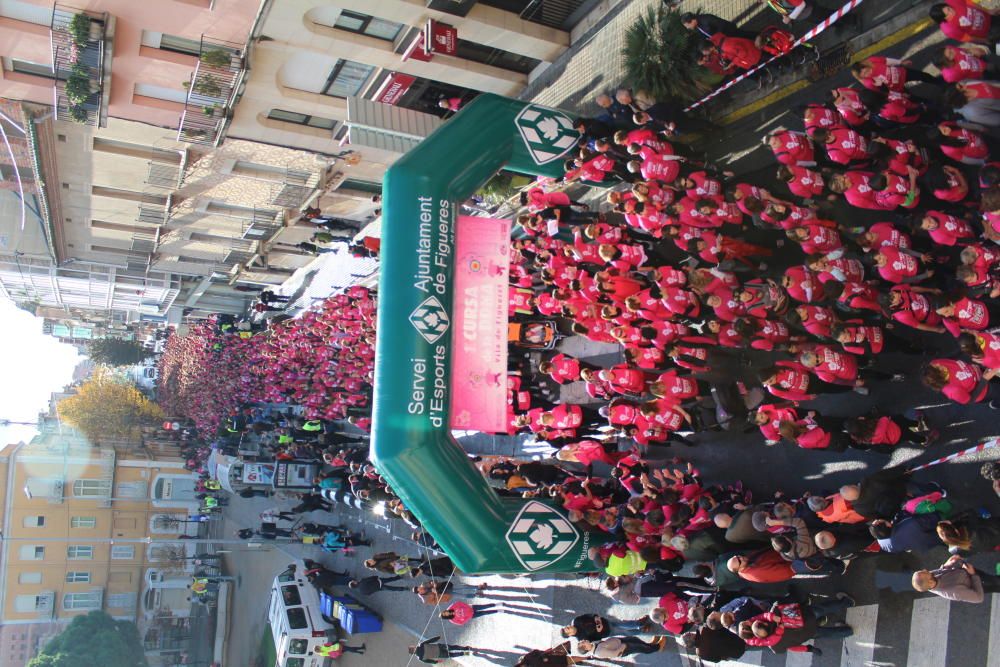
[522,0,935,121]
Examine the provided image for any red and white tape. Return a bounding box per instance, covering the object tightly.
[683,0,866,112]
[908,437,1000,472]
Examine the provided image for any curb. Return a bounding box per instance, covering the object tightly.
[712,3,936,125]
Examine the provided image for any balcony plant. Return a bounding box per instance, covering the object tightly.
[200,49,232,68]
[68,105,89,123]
[182,75,223,98]
[68,13,91,47]
[65,68,93,105]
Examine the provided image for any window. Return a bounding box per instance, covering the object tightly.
[24,477,63,500]
[72,479,111,498]
[22,516,44,528]
[18,546,44,561]
[133,83,188,105]
[18,572,42,585]
[140,30,201,56]
[453,40,541,75]
[322,60,374,98]
[0,1,53,25]
[286,607,307,629]
[115,481,148,499]
[8,58,56,80]
[62,592,101,610]
[106,592,136,609]
[71,516,96,529]
[330,10,403,41]
[267,109,337,131]
[341,178,383,195]
[66,571,91,583]
[14,595,51,613]
[289,639,308,655]
[67,545,94,560]
[111,545,135,560]
[280,585,302,607]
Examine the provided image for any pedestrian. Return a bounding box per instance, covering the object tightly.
[912,555,1000,602]
[409,636,481,663]
[440,601,503,625]
[577,636,667,657]
[348,575,411,595]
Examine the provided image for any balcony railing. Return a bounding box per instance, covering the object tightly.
[51,3,108,126]
[519,0,585,30]
[271,169,319,208]
[177,37,245,146]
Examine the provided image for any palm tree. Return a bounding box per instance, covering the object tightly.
[622,6,722,103]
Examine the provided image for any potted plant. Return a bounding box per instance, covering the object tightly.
[68,105,89,123]
[203,105,217,117]
[65,71,92,105]
[199,49,231,68]
[68,13,91,47]
[193,75,223,98]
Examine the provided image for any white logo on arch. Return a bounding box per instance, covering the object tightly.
[515,106,579,165]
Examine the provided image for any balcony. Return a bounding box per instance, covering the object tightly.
[50,3,109,127]
[271,169,320,208]
[177,37,245,146]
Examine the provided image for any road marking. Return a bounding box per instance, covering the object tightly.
[841,604,877,666]
[907,597,950,667]
[988,594,1000,667]
[718,17,934,126]
[785,649,813,666]
[719,652,762,666]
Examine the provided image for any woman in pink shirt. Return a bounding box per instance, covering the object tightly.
[923,358,998,405]
[929,0,994,43]
[441,602,502,626]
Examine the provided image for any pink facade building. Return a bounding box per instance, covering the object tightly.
[0,0,262,139]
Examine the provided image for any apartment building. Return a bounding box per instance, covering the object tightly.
[0,416,203,666]
[225,0,597,219]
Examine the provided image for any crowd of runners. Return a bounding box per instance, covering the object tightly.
[167,2,1000,663]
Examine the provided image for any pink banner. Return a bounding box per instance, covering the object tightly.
[449,215,511,432]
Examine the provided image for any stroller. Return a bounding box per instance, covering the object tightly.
[508,320,564,350]
[756,25,819,68]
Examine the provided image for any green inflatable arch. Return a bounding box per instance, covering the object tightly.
[372,94,610,573]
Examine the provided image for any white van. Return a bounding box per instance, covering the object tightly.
[268,561,337,667]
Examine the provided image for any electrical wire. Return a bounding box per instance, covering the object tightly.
[0,119,27,231]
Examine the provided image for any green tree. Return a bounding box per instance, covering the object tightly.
[622,6,722,103]
[28,611,147,667]
[57,370,164,443]
[87,338,151,366]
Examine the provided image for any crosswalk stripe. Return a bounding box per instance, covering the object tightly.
[906,597,951,667]
[784,650,813,667]
[987,594,1000,667]
[840,604,877,667]
[719,651,763,666]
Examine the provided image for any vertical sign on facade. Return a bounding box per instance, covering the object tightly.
[425,20,458,55]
